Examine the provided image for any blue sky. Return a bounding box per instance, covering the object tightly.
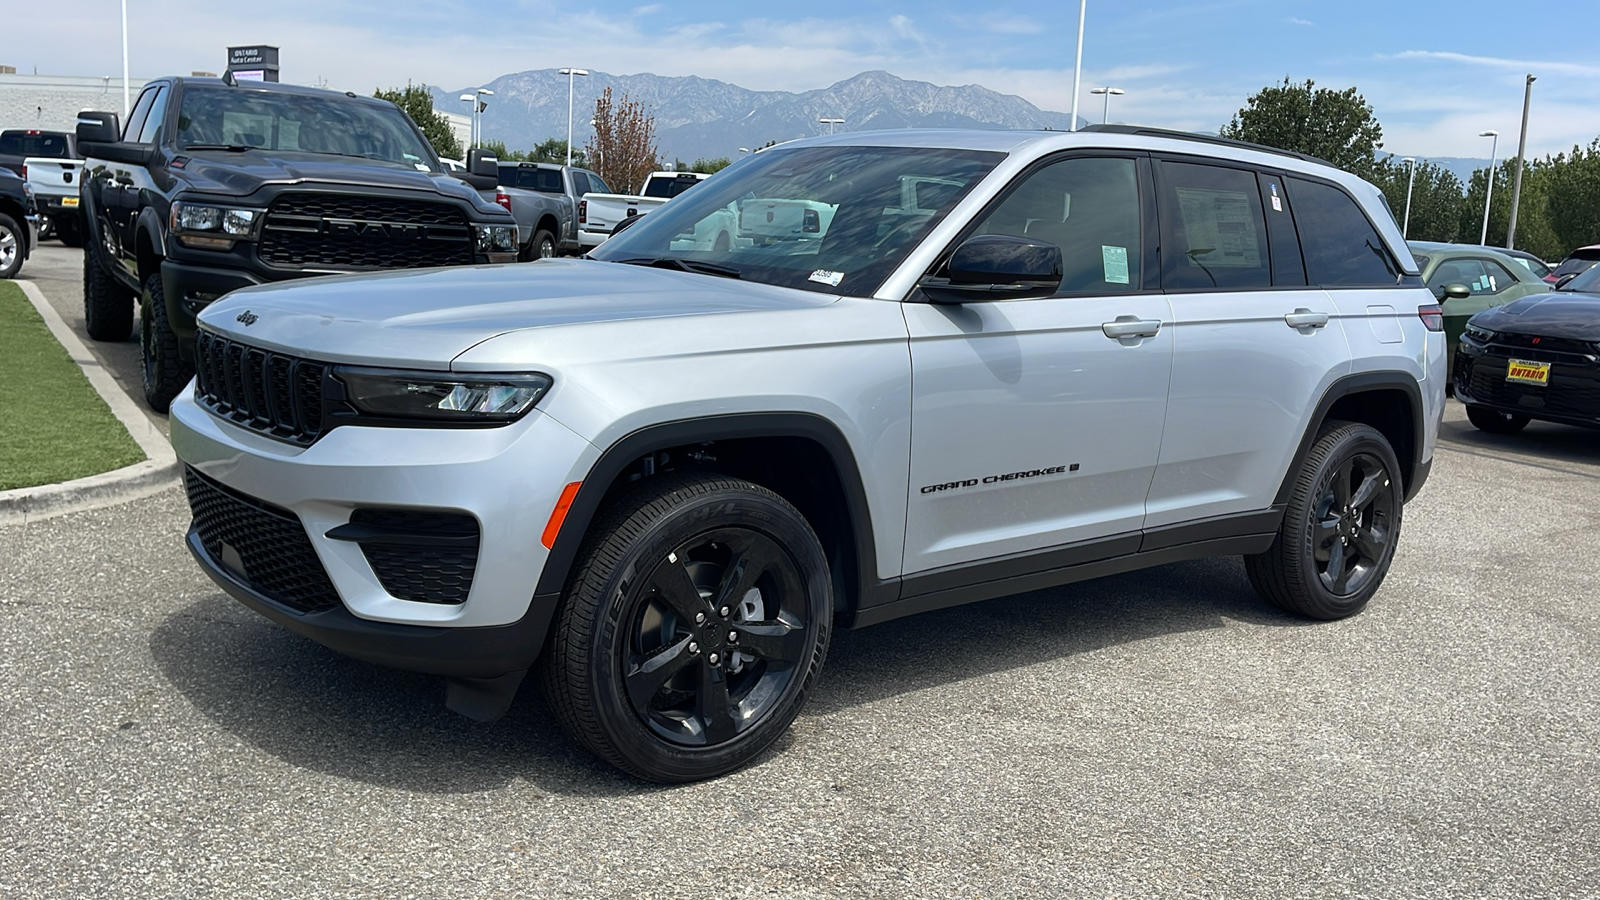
[22,0,1600,159]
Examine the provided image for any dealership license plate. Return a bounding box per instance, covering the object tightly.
[61,197,79,208]
[1506,359,1550,385]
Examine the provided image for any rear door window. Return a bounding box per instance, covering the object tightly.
[1157,161,1272,290]
[1287,177,1401,285]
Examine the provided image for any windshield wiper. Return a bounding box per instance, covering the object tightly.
[614,257,742,279]
[182,143,255,152]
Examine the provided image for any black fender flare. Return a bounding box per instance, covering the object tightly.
[133,205,168,281]
[1274,371,1428,505]
[532,413,885,609]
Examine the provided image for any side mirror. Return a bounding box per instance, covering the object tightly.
[456,148,500,190]
[1440,283,1471,302]
[919,234,1062,304]
[76,111,120,145]
[610,212,645,236]
[1554,273,1577,290]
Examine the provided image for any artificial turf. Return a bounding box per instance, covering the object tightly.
[0,281,145,491]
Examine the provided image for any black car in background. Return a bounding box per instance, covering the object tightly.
[1455,263,1600,434]
[0,166,39,279]
[77,76,518,412]
[0,128,76,178]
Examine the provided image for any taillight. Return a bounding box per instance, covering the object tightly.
[495,189,511,213]
[19,164,25,180]
[578,199,586,224]
[1418,304,1444,332]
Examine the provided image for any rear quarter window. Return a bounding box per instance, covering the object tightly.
[1287,177,1401,286]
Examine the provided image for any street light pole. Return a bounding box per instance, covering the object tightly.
[559,68,589,167]
[1401,157,1417,238]
[475,88,494,150]
[121,0,129,117]
[818,117,844,135]
[1069,0,1087,131]
[1507,74,1536,249]
[1479,130,1499,245]
[458,94,475,147]
[1089,86,1123,124]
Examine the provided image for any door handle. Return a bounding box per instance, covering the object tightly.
[1285,308,1330,329]
[1102,316,1162,339]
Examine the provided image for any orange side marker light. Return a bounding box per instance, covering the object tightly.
[541,482,583,549]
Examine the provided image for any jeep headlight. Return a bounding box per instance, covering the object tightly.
[474,224,518,253]
[334,367,551,422]
[171,201,260,236]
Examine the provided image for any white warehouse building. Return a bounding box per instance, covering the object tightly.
[0,69,153,131]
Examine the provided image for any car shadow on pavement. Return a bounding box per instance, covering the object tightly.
[148,556,1301,797]
[1439,416,1600,473]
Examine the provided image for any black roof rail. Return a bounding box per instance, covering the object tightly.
[1076,124,1338,169]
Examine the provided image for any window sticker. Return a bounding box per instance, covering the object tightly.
[1175,187,1262,268]
[1102,245,1130,284]
[808,269,845,287]
[1269,183,1283,212]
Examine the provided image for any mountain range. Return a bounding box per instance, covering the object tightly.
[430,70,1084,164]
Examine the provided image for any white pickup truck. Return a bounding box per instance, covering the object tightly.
[578,171,710,249]
[24,157,85,246]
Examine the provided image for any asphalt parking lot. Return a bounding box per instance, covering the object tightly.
[3,243,1599,898]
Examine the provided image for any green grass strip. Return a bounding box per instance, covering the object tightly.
[0,282,145,491]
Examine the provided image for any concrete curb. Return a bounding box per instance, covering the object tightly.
[0,280,179,526]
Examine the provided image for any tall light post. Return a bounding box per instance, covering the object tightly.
[1479,130,1499,245]
[1401,157,1417,238]
[559,68,588,167]
[1069,0,1087,131]
[818,117,844,135]
[121,0,129,116]
[475,88,493,149]
[1507,74,1536,249]
[1089,86,1123,124]
[458,94,475,147]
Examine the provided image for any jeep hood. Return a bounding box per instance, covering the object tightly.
[177,150,495,212]
[196,258,839,369]
[1470,292,1600,340]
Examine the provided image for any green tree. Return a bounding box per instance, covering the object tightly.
[1540,139,1600,257]
[527,138,588,168]
[1369,158,1465,244]
[688,157,732,174]
[373,82,461,160]
[1221,77,1384,177]
[479,140,526,162]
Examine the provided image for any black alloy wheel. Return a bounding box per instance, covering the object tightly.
[138,273,193,412]
[1246,421,1403,620]
[543,473,831,782]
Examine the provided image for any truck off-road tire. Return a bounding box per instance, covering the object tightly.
[531,229,558,260]
[139,272,193,413]
[83,241,134,340]
[0,213,23,279]
[1245,421,1402,621]
[1466,405,1530,435]
[55,215,84,248]
[541,472,833,782]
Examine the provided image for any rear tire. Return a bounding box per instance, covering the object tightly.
[83,240,135,341]
[1466,405,1529,434]
[1245,421,1403,621]
[541,472,832,782]
[139,272,192,413]
[532,229,557,259]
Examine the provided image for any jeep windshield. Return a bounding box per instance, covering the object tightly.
[589,145,1002,296]
[175,87,439,172]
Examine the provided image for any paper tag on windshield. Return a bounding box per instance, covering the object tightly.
[809,269,845,287]
[415,163,431,172]
[1101,246,1130,284]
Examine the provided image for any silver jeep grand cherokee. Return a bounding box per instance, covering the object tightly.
[170,126,1445,782]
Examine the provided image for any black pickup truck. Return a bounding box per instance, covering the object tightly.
[0,166,40,279]
[77,76,519,411]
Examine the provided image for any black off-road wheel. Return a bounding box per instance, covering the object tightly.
[1466,405,1530,435]
[1245,421,1403,620]
[139,273,192,413]
[0,213,23,279]
[541,473,832,783]
[83,240,135,340]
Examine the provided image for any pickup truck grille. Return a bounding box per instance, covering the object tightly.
[194,330,328,445]
[258,192,475,270]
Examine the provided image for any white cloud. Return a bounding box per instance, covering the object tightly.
[1392,50,1600,78]
[1287,17,1315,26]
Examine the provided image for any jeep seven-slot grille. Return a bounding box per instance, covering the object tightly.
[184,466,341,614]
[258,192,475,270]
[194,330,328,445]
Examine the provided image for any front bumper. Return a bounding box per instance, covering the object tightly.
[170,388,601,675]
[1455,341,1600,429]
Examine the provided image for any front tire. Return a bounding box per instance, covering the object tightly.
[1466,405,1529,434]
[1245,421,1403,620]
[0,213,23,279]
[138,273,192,413]
[83,240,134,341]
[542,473,832,782]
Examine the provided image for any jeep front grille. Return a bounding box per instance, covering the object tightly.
[258,191,475,270]
[184,466,341,615]
[194,330,328,445]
